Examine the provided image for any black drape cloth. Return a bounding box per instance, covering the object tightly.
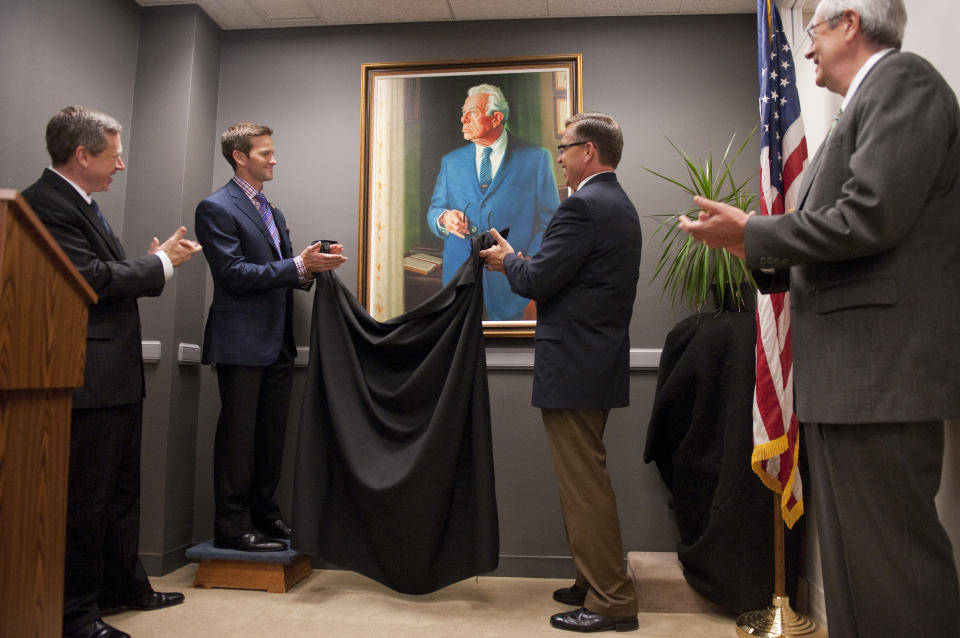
[643,311,804,613]
[292,235,499,595]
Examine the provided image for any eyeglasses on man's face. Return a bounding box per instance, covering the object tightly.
[557,140,589,154]
[805,16,836,41]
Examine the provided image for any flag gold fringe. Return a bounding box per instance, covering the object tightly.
[751,433,804,528]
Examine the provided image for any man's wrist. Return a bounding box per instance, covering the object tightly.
[294,255,310,282]
[155,250,174,280]
[437,211,449,236]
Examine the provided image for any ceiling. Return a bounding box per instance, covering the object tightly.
[133,0,766,30]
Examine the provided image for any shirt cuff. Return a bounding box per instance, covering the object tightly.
[294,255,313,282]
[155,250,174,281]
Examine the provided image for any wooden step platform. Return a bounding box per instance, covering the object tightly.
[185,539,312,593]
[627,551,727,614]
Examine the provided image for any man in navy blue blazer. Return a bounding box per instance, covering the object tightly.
[427,84,559,320]
[196,123,346,552]
[481,113,642,632]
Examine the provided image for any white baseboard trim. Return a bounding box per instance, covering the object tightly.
[143,344,665,371]
[486,347,661,371]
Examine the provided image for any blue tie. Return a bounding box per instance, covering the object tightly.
[254,192,282,254]
[90,199,112,235]
[479,146,492,189]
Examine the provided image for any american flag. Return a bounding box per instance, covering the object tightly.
[752,0,807,528]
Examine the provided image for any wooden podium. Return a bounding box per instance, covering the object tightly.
[0,189,96,637]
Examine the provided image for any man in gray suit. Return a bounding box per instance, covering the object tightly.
[23,106,201,638]
[679,1,960,635]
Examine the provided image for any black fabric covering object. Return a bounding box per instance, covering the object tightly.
[643,311,804,613]
[292,234,499,594]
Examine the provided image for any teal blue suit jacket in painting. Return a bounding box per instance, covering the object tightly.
[427,133,559,320]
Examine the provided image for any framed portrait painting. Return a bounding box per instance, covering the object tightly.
[358,55,582,337]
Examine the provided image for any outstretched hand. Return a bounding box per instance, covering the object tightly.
[301,241,348,273]
[677,196,752,259]
[478,228,514,273]
[151,226,202,267]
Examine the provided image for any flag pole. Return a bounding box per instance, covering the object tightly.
[774,493,784,597]
[734,495,824,638]
[743,1,825,635]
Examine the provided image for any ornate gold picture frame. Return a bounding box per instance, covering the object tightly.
[358,55,583,337]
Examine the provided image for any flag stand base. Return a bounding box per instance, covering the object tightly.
[735,595,825,638]
[735,493,825,638]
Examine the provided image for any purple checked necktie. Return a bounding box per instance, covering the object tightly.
[254,192,282,254]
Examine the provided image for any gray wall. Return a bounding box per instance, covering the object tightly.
[0,0,140,227]
[129,5,222,573]
[1,1,761,577]
[195,14,758,576]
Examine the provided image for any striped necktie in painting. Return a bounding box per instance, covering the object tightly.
[254,192,282,254]
[478,146,492,189]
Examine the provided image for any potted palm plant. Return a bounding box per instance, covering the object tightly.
[645,129,758,312]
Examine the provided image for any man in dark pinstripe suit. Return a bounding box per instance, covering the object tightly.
[23,106,201,638]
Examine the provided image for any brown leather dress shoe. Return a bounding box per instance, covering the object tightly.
[553,583,588,606]
[64,618,131,638]
[549,607,639,632]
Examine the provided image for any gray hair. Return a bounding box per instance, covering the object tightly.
[467,84,510,122]
[45,105,122,166]
[816,0,906,49]
[565,112,624,169]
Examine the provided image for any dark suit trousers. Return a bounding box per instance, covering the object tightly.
[542,408,638,617]
[63,402,150,633]
[804,421,960,637]
[213,354,293,540]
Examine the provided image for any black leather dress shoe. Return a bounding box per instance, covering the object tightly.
[214,531,287,552]
[256,518,293,539]
[100,589,185,615]
[550,607,639,632]
[64,618,131,638]
[553,583,588,606]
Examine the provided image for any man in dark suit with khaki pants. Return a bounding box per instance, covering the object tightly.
[482,112,642,632]
[680,1,960,635]
[22,106,201,638]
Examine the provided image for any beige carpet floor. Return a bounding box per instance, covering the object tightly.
[108,563,738,637]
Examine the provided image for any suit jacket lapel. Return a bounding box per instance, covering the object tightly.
[41,169,124,259]
[796,143,827,209]
[227,181,282,259]
[482,134,512,202]
[796,53,895,210]
[272,207,292,258]
[457,146,484,201]
[81,199,125,258]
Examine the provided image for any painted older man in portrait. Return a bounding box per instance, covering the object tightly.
[426,83,560,320]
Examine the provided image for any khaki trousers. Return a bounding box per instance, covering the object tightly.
[542,408,638,616]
